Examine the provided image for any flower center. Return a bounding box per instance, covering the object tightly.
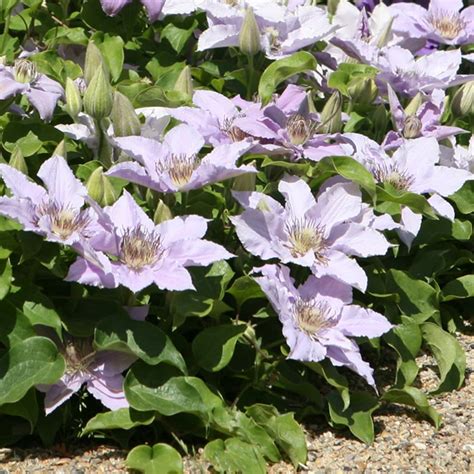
[38,202,90,240]
[293,299,336,339]
[372,163,415,191]
[14,59,38,84]
[402,115,422,139]
[64,338,95,375]
[428,10,465,40]
[156,154,200,188]
[120,226,162,270]
[286,114,315,146]
[286,218,327,260]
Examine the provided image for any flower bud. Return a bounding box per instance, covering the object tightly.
[232,164,256,192]
[347,77,378,107]
[372,104,388,138]
[327,0,340,16]
[451,81,474,117]
[239,8,261,56]
[64,77,82,119]
[319,92,343,134]
[111,91,141,137]
[14,59,37,84]
[53,140,67,158]
[83,66,113,119]
[86,166,118,206]
[9,147,28,175]
[404,92,423,116]
[402,115,422,139]
[153,199,173,224]
[174,65,193,98]
[84,41,108,85]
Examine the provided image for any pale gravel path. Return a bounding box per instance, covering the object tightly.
[1,333,472,473]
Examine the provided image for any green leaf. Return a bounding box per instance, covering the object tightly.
[421,323,466,394]
[127,443,183,474]
[327,391,379,444]
[376,185,437,218]
[0,337,65,405]
[328,63,378,95]
[192,324,246,372]
[307,360,350,409]
[227,276,265,308]
[442,275,474,301]
[0,389,38,433]
[449,181,474,214]
[83,408,155,434]
[0,259,12,299]
[258,52,317,105]
[386,269,439,323]
[382,387,441,428]
[161,19,198,55]
[125,366,223,420]
[92,32,124,82]
[316,156,376,195]
[384,322,421,387]
[203,438,266,474]
[94,316,187,373]
[3,131,44,156]
[246,404,307,467]
[0,299,35,348]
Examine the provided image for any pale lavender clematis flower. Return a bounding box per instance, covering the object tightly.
[0,155,99,247]
[100,0,196,21]
[254,264,392,388]
[169,90,273,147]
[66,191,233,293]
[342,135,473,246]
[107,124,256,192]
[231,175,391,291]
[0,59,63,121]
[439,137,474,174]
[37,335,135,415]
[389,0,474,46]
[383,85,466,150]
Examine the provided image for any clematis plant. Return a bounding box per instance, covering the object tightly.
[231,175,391,291]
[254,264,393,389]
[107,123,256,192]
[37,332,135,415]
[67,191,234,293]
[99,0,196,21]
[383,85,465,150]
[0,59,63,121]
[0,155,99,246]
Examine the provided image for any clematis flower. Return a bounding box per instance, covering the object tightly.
[107,123,256,192]
[0,59,63,121]
[66,191,233,293]
[37,333,135,414]
[439,136,474,174]
[231,175,391,291]
[0,155,99,246]
[169,90,272,147]
[196,0,336,59]
[254,264,392,388]
[388,0,474,46]
[100,0,196,21]
[382,85,465,150]
[341,135,473,246]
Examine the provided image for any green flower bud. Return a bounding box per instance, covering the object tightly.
[64,77,82,119]
[347,77,378,107]
[402,115,422,139]
[83,66,113,120]
[319,92,343,134]
[372,104,388,140]
[174,65,194,98]
[327,0,340,16]
[232,163,256,192]
[404,92,423,116]
[13,59,38,84]
[239,8,261,56]
[84,41,108,85]
[53,140,67,158]
[86,166,118,206]
[111,91,141,137]
[153,199,173,224]
[452,81,474,117]
[9,147,28,175]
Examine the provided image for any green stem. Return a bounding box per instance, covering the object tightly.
[0,13,11,56]
[246,54,255,100]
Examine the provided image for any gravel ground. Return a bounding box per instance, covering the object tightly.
[0,333,472,473]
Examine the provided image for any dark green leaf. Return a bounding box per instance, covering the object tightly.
[127,443,183,474]
[442,275,474,301]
